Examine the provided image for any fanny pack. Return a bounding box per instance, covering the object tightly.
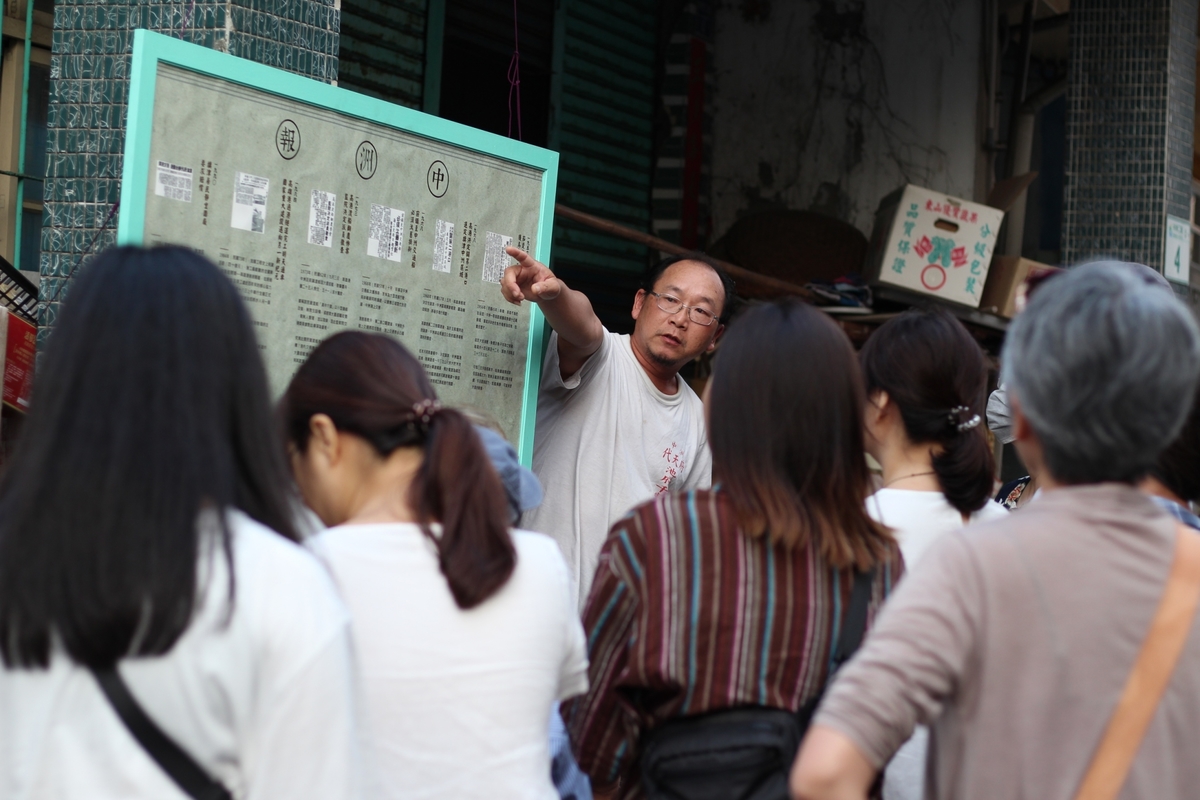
[639,569,875,800]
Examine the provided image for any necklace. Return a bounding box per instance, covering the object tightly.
[882,470,936,488]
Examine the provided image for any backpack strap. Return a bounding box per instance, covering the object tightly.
[1074,524,1200,800]
[92,666,233,800]
[831,568,875,670]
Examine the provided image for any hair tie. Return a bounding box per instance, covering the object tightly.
[411,398,442,427]
[948,405,981,433]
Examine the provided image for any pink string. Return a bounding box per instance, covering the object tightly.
[507,0,522,141]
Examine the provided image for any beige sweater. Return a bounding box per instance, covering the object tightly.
[816,483,1198,800]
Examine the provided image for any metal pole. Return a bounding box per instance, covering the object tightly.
[13,0,35,272]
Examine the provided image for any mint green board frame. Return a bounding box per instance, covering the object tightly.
[118,29,556,467]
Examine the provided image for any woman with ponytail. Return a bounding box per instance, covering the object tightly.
[858,308,1006,800]
[282,331,587,799]
[860,308,1006,567]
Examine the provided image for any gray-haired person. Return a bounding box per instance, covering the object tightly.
[790,261,1200,800]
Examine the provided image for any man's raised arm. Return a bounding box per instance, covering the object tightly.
[501,246,604,379]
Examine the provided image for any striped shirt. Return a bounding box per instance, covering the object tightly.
[563,488,903,795]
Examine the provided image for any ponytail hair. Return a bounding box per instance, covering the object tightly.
[860,308,995,515]
[281,331,515,608]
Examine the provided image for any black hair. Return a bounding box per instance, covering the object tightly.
[1151,385,1200,503]
[860,308,995,515]
[0,246,299,669]
[642,253,737,324]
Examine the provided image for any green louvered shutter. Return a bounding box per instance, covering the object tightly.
[549,0,656,329]
[338,0,429,109]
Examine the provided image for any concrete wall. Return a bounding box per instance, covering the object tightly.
[710,0,981,239]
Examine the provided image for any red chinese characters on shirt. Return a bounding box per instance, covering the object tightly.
[657,442,687,494]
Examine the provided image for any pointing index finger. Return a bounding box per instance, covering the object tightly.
[505,246,540,271]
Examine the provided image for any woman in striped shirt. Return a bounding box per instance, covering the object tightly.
[563,298,904,799]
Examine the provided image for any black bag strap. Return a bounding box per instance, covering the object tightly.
[91,666,233,800]
[830,568,875,671]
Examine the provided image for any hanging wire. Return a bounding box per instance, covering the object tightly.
[507,0,522,141]
[40,200,120,311]
[179,0,196,39]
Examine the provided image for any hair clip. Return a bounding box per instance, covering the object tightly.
[948,405,981,433]
[411,398,442,426]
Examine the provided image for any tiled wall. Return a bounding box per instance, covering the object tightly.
[1063,0,1197,289]
[38,0,340,338]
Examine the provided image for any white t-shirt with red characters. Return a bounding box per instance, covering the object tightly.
[524,329,712,609]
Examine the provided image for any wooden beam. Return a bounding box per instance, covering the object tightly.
[1,16,51,49]
[553,203,814,300]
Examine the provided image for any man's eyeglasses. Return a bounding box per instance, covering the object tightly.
[647,291,718,326]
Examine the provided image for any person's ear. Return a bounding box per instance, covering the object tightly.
[307,414,341,466]
[867,390,889,421]
[631,288,647,322]
[706,323,725,352]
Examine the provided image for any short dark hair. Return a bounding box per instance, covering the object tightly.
[0,246,299,669]
[709,298,894,570]
[642,253,737,324]
[859,308,995,516]
[1151,386,1200,503]
[281,331,515,609]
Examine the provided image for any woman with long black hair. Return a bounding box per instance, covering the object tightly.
[282,330,586,799]
[0,247,362,799]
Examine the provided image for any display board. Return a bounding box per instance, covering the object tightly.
[117,30,556,464]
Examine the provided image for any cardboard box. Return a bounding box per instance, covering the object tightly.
[865,185,1005,308]
[978,256,1060,319]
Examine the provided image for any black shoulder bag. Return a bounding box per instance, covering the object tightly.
[639,569,875,800]
[92,666,233,800]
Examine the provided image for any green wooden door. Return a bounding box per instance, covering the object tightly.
[549,0,656,329]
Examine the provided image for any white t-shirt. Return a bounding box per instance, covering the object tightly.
[310,523,588,800]
[866,489,1007,800]
[524,329,712,607]
[867,488,1009,569]
[0,511,362,800]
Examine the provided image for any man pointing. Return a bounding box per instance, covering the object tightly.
[501,246,733,607]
